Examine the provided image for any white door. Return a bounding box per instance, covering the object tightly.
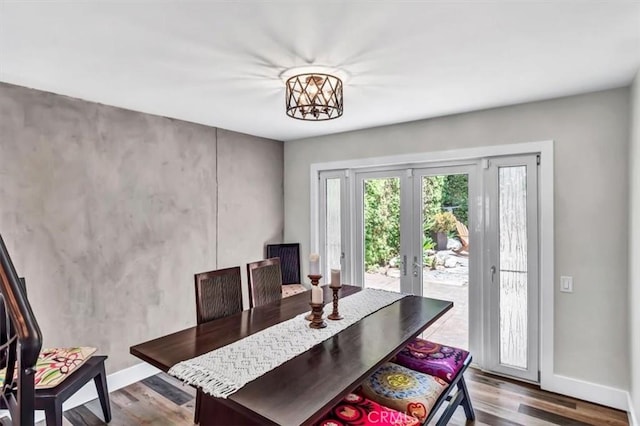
[411,165,478,352]
[484,155,539,382]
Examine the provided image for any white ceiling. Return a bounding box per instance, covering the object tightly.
[1,1,639,141]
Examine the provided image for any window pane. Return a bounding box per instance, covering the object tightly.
[498,166,528,369]
[325,178,342,277]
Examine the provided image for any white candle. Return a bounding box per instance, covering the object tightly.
[311,285,323,304]
[330,269,341,288]
[309,253,320,275]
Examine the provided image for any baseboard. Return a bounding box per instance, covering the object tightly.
[629,392,638,426]
[542,373,628,411]
[0,362,160,422]
[60,361,160,411]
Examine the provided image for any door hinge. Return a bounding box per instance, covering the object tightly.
[536,154,541,166]
[538,370,541,382]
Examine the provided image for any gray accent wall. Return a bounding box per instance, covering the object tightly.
[284,88,630,391]
[0,82,284,373]
[630,70,640,420]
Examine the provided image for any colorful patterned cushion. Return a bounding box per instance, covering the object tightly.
[360,362,448,423]
[316,393,420,426]
[282,284,306,298]
[0,347,96,389]
[394,338,469,383]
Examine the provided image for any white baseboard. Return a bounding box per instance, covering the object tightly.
[62,361,161,411]
[629,392,638,426]
[542,373,628,411]
[0,362,160,423]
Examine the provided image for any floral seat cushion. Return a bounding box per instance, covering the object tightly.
[393,338,469,383]
[282,284,306,298]
[316,392,420,426]
[0,347,96,389]
[360,362,448,423]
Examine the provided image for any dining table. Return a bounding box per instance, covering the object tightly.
[130,285,453,425]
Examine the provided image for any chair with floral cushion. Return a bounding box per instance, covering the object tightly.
[0,235,111,426]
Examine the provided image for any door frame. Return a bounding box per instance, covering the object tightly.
[309,140,554,388]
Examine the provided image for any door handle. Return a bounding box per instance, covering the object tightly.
[490,266,496,283]
[402,255,407,276]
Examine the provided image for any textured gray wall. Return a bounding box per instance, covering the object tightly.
[217,128,284,309]
[0,83,283,373]
[629,70,640,419]
[284,88,630,391]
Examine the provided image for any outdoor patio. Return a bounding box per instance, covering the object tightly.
[364,250,469,350]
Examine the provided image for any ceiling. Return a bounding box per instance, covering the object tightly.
[1,1,639,141]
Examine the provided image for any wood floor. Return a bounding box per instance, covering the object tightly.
[38,368,629,426]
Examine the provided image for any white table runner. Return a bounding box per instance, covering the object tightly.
[169,288,407,398]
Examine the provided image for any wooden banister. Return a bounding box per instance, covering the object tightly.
[0,234,43,425]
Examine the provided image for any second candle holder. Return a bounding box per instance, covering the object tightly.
[327,285,343,320]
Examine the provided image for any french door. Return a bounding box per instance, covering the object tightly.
[318,154,540,382]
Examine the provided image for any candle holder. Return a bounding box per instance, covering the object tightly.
[309,303,327,329]
[306,274,323,321]
[327,285,344,320]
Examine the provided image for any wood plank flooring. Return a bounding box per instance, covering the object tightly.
[36,368,628,426]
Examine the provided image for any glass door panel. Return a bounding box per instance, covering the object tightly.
[354,170,412,294]
[486,156,539,382]
[498,166,528,368]
[325,177,342,277]
[362,176,401,292]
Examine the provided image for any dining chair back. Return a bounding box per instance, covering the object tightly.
[193,266,243,424]
[247,258,283,308]
[194,267,243,325]
[266,243,301,285]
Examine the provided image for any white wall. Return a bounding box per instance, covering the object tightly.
[630,69,640,419]
[284,88,630,392]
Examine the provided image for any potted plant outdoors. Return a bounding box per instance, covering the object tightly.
[432,211,457,251]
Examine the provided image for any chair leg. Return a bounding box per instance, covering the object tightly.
[93,361,112,422]
[458,376,475,421]
[194,389,202,424]
[44,401,63,426]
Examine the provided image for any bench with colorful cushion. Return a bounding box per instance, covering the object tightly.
[316,392,420,426]
[317,339,474,426]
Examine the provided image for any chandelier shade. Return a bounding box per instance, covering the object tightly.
[285,73,343,121]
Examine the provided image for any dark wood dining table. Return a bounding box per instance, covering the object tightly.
[130,285,452,425]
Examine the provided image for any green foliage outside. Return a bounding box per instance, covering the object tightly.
[364,178,400,270]
[363,174,469,270]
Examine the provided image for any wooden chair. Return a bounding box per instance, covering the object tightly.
[265,244,306,298]
[193,266,243,424]
[194,266,243,325]
[247,258,283,308]
[266,243,301,285]
[454,220,469,254]
[0,235,111,426]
